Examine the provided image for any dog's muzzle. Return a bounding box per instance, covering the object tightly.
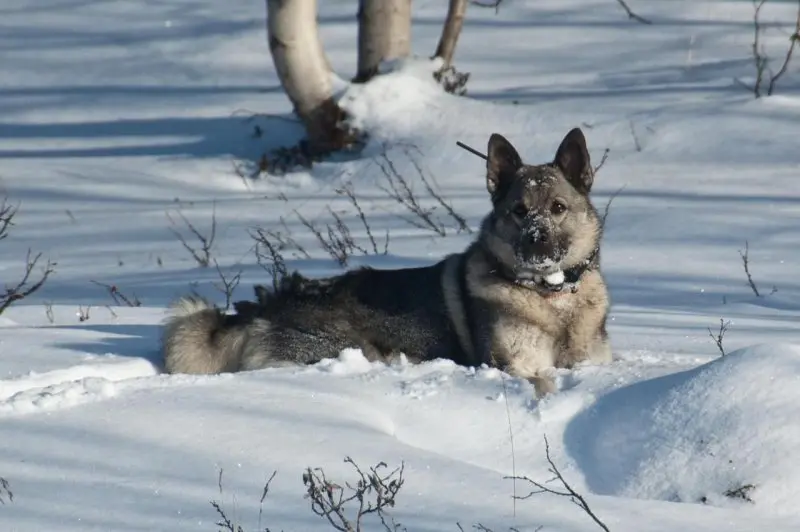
[515,270,578,295]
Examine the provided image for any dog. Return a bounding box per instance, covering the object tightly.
[161,128,612,396]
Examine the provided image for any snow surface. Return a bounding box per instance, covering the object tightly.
[2,0,800,530]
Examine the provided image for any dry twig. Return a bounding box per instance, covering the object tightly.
[741,0,800,97]
[600,185,626,228]
[593,148,611,175]
[376,147,471,236]
[211,468,280,532]
[0,250,56,316]
[708,318,731,357]
[77,305,91,322]
[724,483,756,503]
[738,240,773,297]
[167,203,217,267]
[470,0,503,14]
[212,260,243,312]
[302,457,405,532]
[613,0,652,24]
[336,183,389,255]
[0,197,18,241]
[90,280,141,307]
[0,477,12,504]
[250,227,290,291]
[506,435,610,531]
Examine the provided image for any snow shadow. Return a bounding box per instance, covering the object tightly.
[562,367,696,495]
[53,323,163,366]
[0,109,305,162]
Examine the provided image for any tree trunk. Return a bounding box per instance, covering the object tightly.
[266,0,349,155]
[433,0,467,68]
[354,0,413,82]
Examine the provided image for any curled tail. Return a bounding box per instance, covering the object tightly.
[161,296,244,374]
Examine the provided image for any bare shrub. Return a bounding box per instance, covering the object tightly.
[0,197,18,241]
[724,483,756,503]
[253,217,311,261]
[738,241,777,297]
[167,203,217,268]
[251,228,291,291]
[708,318,731,357]
[77,305,91,323]
[211,468,278,532]
[1,195,55,316]
[336,183,389,256]
[739,0,800,98]
[600,185,626,229]
[303,457,405,532]
[0,477,12,504]
[210,458,405,532]
[592,148,611,175]
[1,250,56,316]
[507,435,610,532]
[376,147,471,237]
[44,301,55,324]
[212,260,243,312]
[296,210,363,267]
[90,280,141,307]
[290,183,390,267]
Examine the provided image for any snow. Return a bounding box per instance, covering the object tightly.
[2,0,800,530]
[544,271,565,286]
[569,344,800,513]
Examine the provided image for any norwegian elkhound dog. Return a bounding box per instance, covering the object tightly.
[161,128,611,396]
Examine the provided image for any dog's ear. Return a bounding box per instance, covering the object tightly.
[554,128,593,194]
[486,133,523,199]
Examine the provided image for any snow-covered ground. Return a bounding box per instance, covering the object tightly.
[2,0,800,530]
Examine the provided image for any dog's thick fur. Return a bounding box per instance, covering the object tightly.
[161,128,612,396]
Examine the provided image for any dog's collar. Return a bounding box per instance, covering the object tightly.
[487,247,599,297]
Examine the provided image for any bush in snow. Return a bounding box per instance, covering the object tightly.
[0,195,55,316]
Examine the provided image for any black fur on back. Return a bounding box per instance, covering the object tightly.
[247,264,469,365]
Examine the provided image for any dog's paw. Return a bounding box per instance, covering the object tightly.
[528,367,559,398]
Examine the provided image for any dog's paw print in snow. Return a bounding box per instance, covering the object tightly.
[0,377,117,416]
[484,376,530,403]
[529,386,596,423]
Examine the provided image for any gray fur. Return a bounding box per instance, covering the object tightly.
[161,128,612,397]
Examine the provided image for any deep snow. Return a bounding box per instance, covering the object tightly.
[2,0,800,530]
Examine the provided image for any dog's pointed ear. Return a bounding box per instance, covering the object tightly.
[486,133,522,199]
[554,128,593,194]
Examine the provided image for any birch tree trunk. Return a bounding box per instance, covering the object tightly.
[354,0,413,82]
[433,0,468,68]
[266,0,349,154]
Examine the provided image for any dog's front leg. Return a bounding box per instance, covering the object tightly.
[558,272,612,368]
[480,321,559,399]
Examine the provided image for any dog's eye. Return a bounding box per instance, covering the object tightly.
[551,200,567,215]
[512,205,528,218]
[551,201,567,214]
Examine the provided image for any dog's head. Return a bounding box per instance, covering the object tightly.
[480,128,601,287]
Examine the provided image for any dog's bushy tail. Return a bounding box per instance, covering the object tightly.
[161,296,243,374]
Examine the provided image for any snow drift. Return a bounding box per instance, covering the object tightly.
[567,343,800,514]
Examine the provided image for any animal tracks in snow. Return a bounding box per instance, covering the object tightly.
[0,359,158,417]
